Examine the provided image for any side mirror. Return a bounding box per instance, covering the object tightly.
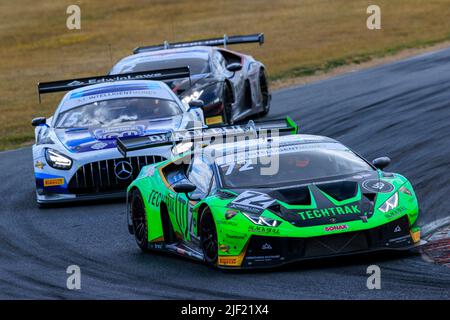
[173,180,197,194]
[188,99,204,109]
[226,62,242,72]
[32,117,47,127]
[372,157,391,170]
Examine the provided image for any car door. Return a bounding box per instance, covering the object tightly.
[173,156,214,242]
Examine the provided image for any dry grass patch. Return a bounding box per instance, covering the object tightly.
[0,0,450,150]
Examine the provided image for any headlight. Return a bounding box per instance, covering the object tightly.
[241,211,282,227]
[45,149,72,170]
[378,192,399,213]
[172,141,193,155]
[181,84,221,107]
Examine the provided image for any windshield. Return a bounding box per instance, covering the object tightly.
[56,98,181,128]
[124,57,210,75]
[217,144,374,188]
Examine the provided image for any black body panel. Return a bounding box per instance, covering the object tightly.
[241,216,414,268]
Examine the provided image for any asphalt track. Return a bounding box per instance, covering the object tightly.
[1,47,450,299]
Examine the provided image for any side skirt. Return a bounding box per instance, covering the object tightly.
[148,241,204,262]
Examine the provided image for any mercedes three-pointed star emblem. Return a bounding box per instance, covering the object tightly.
[114,161,133,180]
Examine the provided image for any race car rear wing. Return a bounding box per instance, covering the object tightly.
[133,33,264,54]
[117,117,298,157]
[37,67,190,103]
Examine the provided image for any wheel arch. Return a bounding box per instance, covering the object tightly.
[126,186,141,234]
[196,203,211,236]
[224,79,235,103]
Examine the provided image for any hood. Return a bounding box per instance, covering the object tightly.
[226,171,396,227]
[55,117,183,153]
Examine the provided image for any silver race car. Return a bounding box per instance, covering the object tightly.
[110,33,270,126]
[32,68,204,205]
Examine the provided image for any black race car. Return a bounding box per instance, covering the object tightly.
[109,33,270,126]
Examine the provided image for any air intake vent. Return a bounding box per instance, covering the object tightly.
[216,190,236,200]
[270,186,311,206]
[363,192,377,203]
[316,181,358,201]
[68,155,165,195]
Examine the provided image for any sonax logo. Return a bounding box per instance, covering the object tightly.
[325,225,348,232]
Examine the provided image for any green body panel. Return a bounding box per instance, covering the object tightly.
[128,160,419,259]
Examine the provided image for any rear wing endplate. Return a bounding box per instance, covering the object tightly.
[133,33,264,54]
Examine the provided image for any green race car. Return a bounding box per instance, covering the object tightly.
[119,120,423,269]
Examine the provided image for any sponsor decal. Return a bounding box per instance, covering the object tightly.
[248,225,280,234]
[218,256,240,266]
[43,177,65,187]
[114,161,133,180]
[170,124,254,142]
[384,206,406,219]
[67,80,83,87]
[410,229,420,243]
[219,244,230,252]
[146,134,169,143]
[35,161,45,170]
[246,255,281,261]
[152,243,163,250]
[148,190,163,207]
[225,233,246,240]
[298,205,361,221]
[261,243,272,250]
[143,166,156,178]
[362,179,394,193]
[325,224,349,232]
[219,220,238,227]
[228,191,276,214]
[399,186,412,196]
[225,210,238,220]
[206,115,223,125]
[394,225,402,233]
[93,125,145,140]
[90,142,108,150]
[69,76,165,90]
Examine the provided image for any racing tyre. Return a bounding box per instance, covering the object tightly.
[199,207,218,266]
[223,83,234,125]
[130,189,149,252]
[258,69,270,117]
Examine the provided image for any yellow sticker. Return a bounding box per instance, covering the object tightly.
[206,115,224,125]
[218,256,240,266]
[410,229,421,243]
[35,161,45,170]
[43,178,65,187]
[217,241,249,267]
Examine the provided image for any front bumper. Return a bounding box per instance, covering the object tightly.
[34,149,170,204]
[218,216,424,269]
[36,190,126,204]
